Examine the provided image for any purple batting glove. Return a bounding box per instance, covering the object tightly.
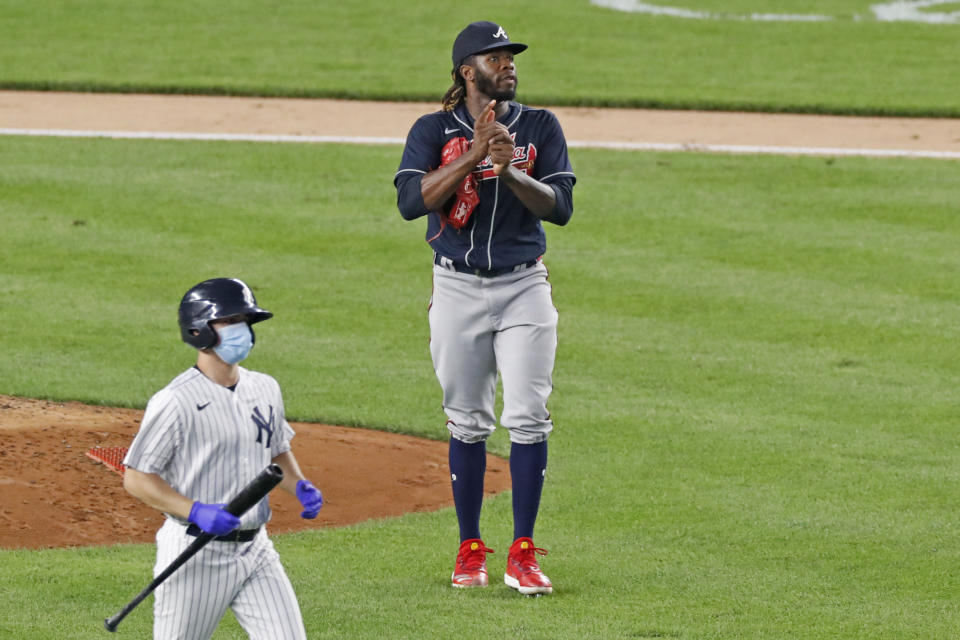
[296,480,323,519]
[188,502,241,536]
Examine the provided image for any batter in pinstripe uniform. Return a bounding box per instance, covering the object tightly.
[123,278,323,639]
[394,21,576,595]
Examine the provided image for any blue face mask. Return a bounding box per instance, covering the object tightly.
[213,322,253,364]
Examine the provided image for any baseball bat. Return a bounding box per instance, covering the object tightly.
[104,463,284,633]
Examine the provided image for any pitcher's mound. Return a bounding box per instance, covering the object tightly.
[0,395,509,549]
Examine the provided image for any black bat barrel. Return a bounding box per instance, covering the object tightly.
[223,464,284,516]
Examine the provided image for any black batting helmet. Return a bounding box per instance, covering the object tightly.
[178,278,273,349]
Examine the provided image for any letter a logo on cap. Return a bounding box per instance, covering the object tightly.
[492,26,508,39]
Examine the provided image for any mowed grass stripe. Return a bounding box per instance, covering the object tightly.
[1,0,959,116]
[1,136,958,638]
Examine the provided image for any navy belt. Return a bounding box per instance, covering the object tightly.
[186,524,260,542]
[434,254,540,278]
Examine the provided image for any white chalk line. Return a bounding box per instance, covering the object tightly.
[589,0,960,24]
[0,128,402,146]
[1,127,958,161]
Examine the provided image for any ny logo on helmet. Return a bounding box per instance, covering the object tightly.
[252,405,275,448]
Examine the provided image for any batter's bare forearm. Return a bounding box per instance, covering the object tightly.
[271,451,307,495]
[497,166,557,219]
[123,467,193,520]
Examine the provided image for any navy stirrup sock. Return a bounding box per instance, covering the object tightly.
[449,437,487,542]
[510,440,548,541]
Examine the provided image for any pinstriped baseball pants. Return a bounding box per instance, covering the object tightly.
[152,520,306,640]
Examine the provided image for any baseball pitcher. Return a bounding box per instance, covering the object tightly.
[394,21,576,595]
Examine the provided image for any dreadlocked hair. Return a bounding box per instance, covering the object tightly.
[441,70,467,112]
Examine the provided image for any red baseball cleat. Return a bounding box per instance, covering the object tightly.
[505,537,553,595]
[452,539,494,588]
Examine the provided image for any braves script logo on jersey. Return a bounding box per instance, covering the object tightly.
[251,406,275,448]
[476,134,538,180]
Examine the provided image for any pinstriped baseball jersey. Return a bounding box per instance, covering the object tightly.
[125,365,307,639]
[124,366,294,530]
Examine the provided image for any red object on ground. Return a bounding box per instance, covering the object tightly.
[86,446,128,476]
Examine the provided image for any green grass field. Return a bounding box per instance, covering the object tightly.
[2,0,960,115]
[2,135,959,638]
[3,0,960,637]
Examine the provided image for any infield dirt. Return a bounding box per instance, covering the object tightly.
[2,91,959,153]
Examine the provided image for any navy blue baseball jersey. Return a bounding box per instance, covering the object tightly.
[394,101,576,271]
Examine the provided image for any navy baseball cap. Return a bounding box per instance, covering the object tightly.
[452,21,527,70]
